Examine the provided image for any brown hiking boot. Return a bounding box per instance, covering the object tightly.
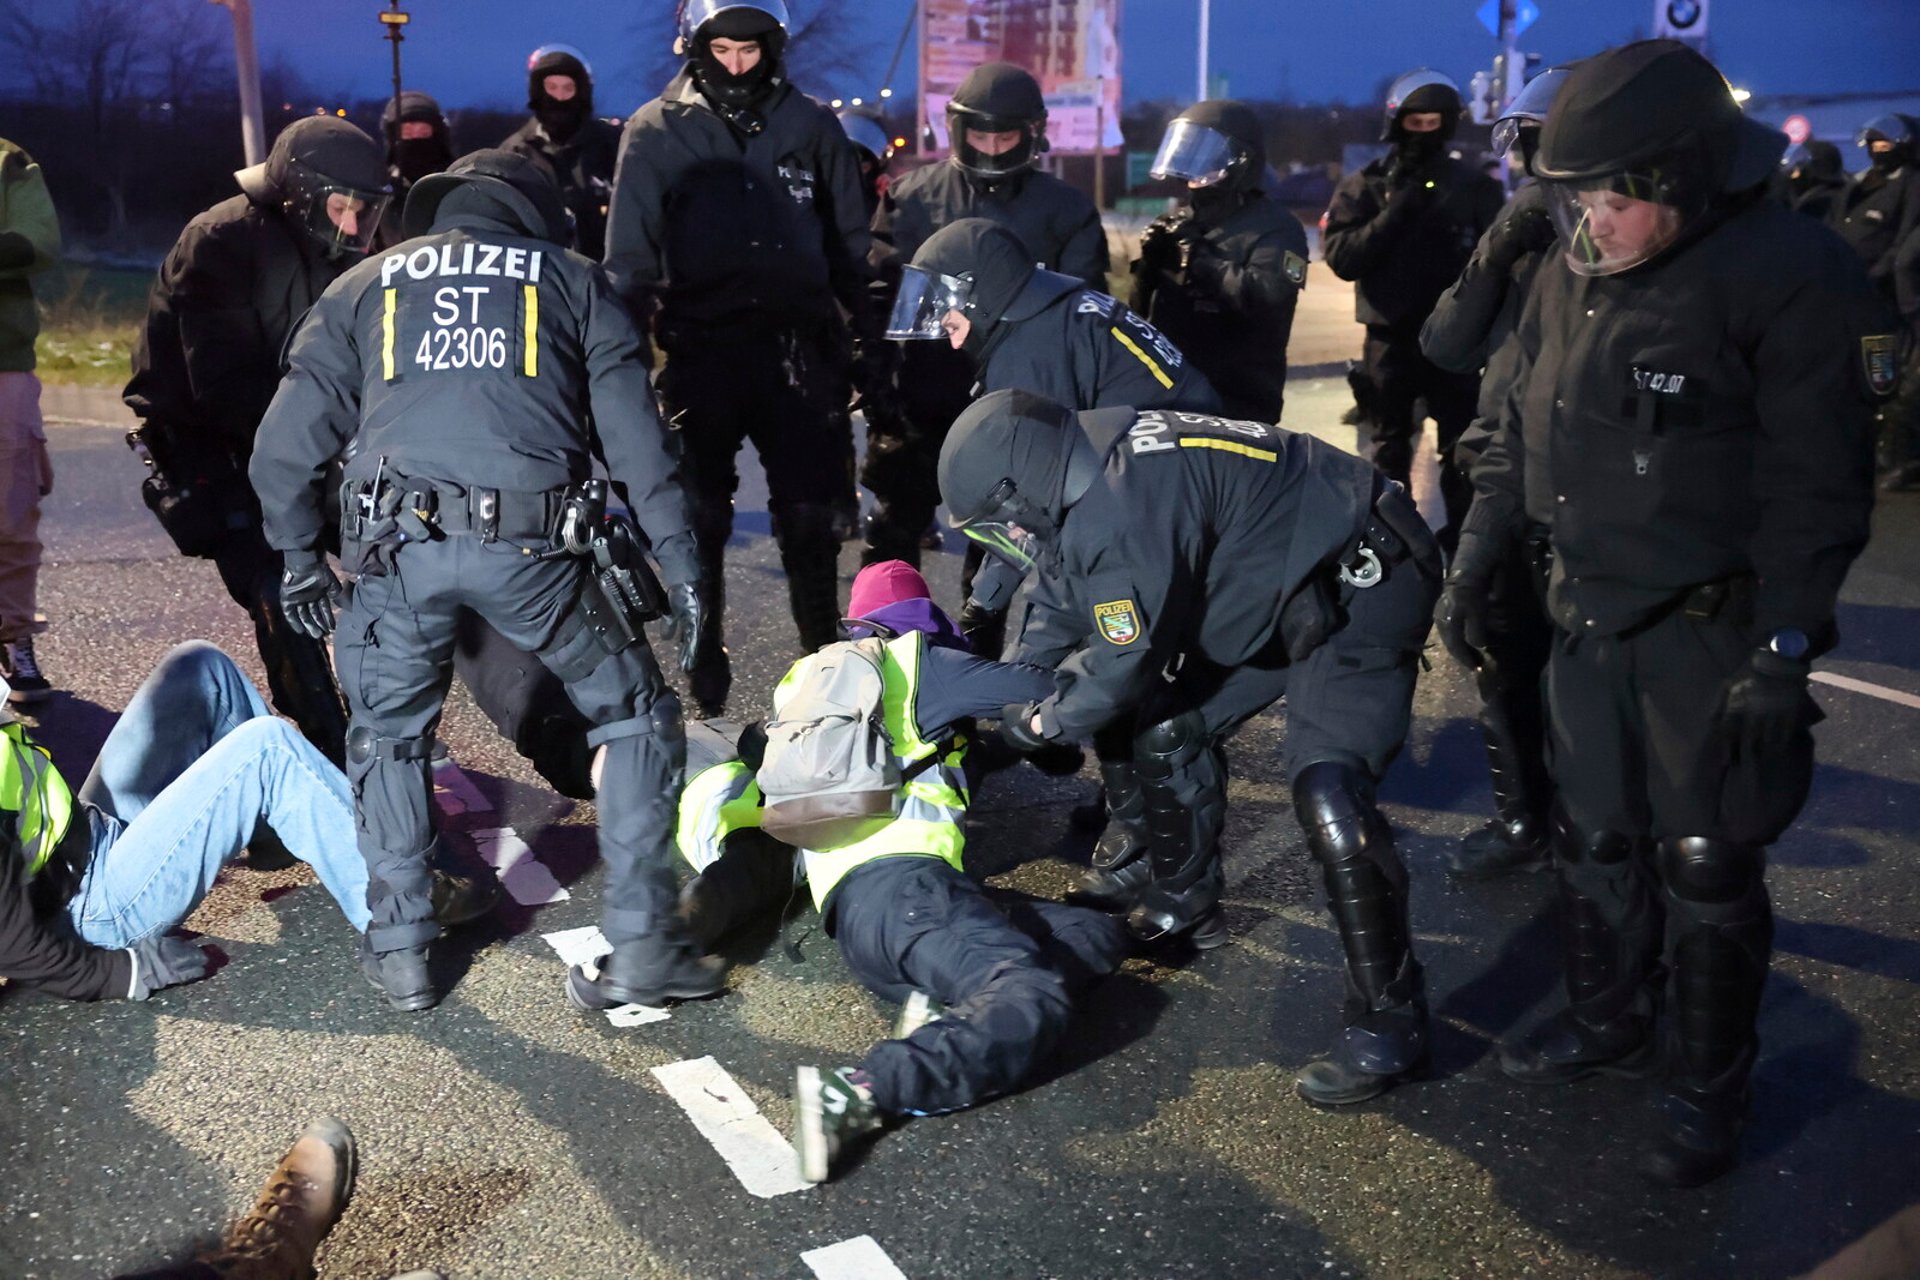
[199,1117,357,1279]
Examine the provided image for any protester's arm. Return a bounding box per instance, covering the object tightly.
[0,836,134,1001]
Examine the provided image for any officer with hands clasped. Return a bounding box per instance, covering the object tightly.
[1439,42,1889,1185]
[942,389,1443,1105]
[502,44,624,260]
[1132,100,1310,424]
[250,150,713,1014]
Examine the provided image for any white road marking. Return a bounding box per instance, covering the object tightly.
[472,827,570,904]
[802,1236,909,1280]
[651,1056,810,1199]
[1811,670,1920,711]
[431,759,494,815]
[540,927,670,1026]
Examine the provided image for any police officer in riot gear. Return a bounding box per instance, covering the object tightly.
[1324,69,1503,542]
[1419,68,1566,879]
[377,91,454,248]
[1441,42,1888,1185]
[1777,141,1846,222]
[1830,115,1920,488]
[250,150,714,1013]
[125,117,391,765]
[1132,100,1309,423]
[943,389,1442,1106]
[604,0,874,718]
[862,61,1108,571]
[501,45,621,260]
[838,107,895,219]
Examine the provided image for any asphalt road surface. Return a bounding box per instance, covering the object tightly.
[6,362,1919,1279]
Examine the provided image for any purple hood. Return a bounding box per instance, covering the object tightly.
[846,598,972,651]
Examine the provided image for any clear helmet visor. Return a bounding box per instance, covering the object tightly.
[1856,114,1913,149]
[886,265,973,340]
[681,0,791,42]
[527,42,594,76]
[297,183,390,258]
[1150,119,1237,186]
[957,519,1040,573]
[1543,173,1690,277]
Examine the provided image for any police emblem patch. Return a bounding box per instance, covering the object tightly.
[1283,251,1307,287]
[1094,599,1141,646]
[1863,334,1899,396]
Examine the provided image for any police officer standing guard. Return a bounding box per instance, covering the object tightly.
[502,44,623,261]
[603,0,874,718]
[1324,70,1502,543]
[1440,42,1889,1185]
[250,152,713,1014]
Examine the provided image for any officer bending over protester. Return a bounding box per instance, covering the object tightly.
[660,560,1128,1184]
[944,390,1442,1106]
[1439,41,1888,1186]
[0,642,490,1002]
[250,151,708,1015]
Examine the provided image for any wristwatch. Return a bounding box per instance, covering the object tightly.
[1763,627,1810,661]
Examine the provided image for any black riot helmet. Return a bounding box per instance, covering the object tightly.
[1380,68,1463,143]
[526,43,596,141]
[1534,40,1784,276]
[1490,66,1570,175]
[682,0,790,110]
[1857,113,1917,174]
[404,148,570,244]
[837,106,895,169]
[1151,99,1265,192]
[382,90,453,186]
[237,116,390,260]
[888,218,1080,362]
[938,389,1102,573]
[947,62,1049,180]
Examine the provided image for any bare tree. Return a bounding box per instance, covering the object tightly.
[626,1,880,103]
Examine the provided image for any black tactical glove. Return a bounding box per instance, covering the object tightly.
[998,702,1053,754]
[1435,532,1500,674]
[280,550,342,640]
[850,339,903,421]
[664,581,705,674]
[1484,200,1557,272]
[1722,649,1816,755]
[1137,212,1197,273]
[1026,741,1087,777]
[126,934,211,1000]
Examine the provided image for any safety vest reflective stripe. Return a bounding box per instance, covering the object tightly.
[675,759,761,873]
[1,722,74,877]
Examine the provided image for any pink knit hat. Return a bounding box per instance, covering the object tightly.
[848,559,932,620]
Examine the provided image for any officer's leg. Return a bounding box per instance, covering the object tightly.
[450,613,594,799]
[332,557,459,1011]
[863,350,973,569]
[659,350,747,717]
[1877,354,1920,489]
[1425,361,1482,555]
[1497,631,1664,1082]
[1067,724,1153,911]
[214,527,349,767]
[752,332,851,655]
[1363,325,1419,489]
[1282,562,1436,1104]
[1452,532,1556,878]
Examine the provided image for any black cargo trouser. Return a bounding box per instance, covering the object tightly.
[335,536,683,953]
[861,342,976,570]
[1474,524,1555,830]
[827,856,1131,1116]
[1363,321,1482,540]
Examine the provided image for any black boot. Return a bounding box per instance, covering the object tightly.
[1451,612,1553,879]
[687,497,733,716]
[1069,758,1153,910]
[360,938,435,1013]
[566,926,728,1009]
[775,501,846,654]
[1123,712,1228,949]
[956,600,1008,661]
[1292,762,1428,1105]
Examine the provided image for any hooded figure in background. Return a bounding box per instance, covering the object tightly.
[501,43,622,259]
[1776,140,1846,222]
[124,116,391,764]
[377,90,454,248]
[1132,99,1310,425]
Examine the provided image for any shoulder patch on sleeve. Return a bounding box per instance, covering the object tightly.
[1863,334,1900,397]
[1283,251,1307,287]
[1093,599,1141,646]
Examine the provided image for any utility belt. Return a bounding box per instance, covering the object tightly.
[339,471,566,550]
[1678,574,1756,630]
[1336,478,1440,589]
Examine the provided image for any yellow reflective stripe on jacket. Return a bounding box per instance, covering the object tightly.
[380,288,397,380]
[1110,326,1176,389]
[2,722,74,877]
[675,759,762,872]
[796,631,968,910]
[1179,436,1278,463]
[521,284,539,377]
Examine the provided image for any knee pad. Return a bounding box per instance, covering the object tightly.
[1548,805,1636,870]
[345,725,432,767]
[1658,837,1766,906]
[1291,761,1377,860]
[587,695,685,753]
[1133,709,1209,781]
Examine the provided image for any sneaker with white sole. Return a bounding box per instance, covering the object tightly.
[892,990,944,1039]
[3,637,51,704]
[793,1065,884,1184]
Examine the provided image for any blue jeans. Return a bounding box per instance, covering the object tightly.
[63,641,370,946]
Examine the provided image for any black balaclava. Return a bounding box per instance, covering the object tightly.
[1862,115,1917,175]
[690,7,788,114]
[912,218,1044,361]
[382,90,453,187]
[528,47,594,143]
[1381,71,1462,170]
[1179,99,1265,221]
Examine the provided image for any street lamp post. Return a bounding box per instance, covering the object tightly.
[1197,0,1211,103]
[209,0,267,165]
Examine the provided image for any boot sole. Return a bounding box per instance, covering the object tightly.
[794,1066,829,1184]
[1498,1040,1657,1085]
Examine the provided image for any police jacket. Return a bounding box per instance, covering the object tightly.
[1026,407,1376,741]
[872,161,1109,297]
[1828,165,1920,298]
[0,139,60,374]
[1470,193,1888,644]
[602,71,872,336]
[1323,153,1503,329]
[1132,192,1308,423]
[250,205,699,587]
[978,283,1223,416]
[501,116,623,261]
[1421,182,1551,460]
[125,194,350,468]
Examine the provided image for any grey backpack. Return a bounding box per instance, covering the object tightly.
[757,636,903,850]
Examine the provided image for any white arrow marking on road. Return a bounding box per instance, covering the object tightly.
[1811,671,1920,712]
[540,927,671,1026]
[651,1056,810,1199]
[802,1236,910,1280]
[431,758,494,815]
[473,827,570,905]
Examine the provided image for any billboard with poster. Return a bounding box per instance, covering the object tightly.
[919,0,1124,157]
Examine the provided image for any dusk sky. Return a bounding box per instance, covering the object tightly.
[249,0,1920,114]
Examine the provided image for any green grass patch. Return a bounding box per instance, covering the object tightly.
[32,262,151,389]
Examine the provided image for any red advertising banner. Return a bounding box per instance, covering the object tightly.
[919,0,1123,157]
